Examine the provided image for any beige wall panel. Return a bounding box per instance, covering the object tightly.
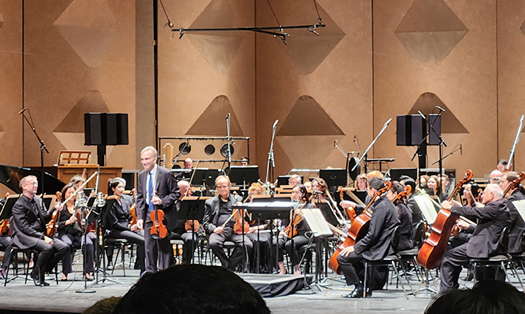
[0,0,22,194]
[256,0,372,177]
[158,0,255,167]
[498,1,525,171]
[373,0,497,178]
[23,0,137,170]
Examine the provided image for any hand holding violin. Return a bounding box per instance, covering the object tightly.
[214,226,225,234]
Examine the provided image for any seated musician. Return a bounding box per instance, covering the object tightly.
[11,175,68,286]
[277,185,312,275]
[387,182,413,251]
[439,184,509,292]
[174,180,200,264]
[499,172,525,255]
[203,175,253,271]
[399,177,424,231]
[56,183,96,281]
[0,218,13,279]
[288,175,302,187]
[489,170,503,184]
[336,177,399,298]
[311,177,340,226]
[354,174,368,191]
[496,159,509,173]
[104,177,145,274]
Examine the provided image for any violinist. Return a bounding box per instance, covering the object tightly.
[336,178,399,298]
[203,175,252,271]
[500,172,525,255]
[104,177,145,273]
[387,182,413,251]
[136,146,179,273]
[55,183,81,280]
[311,177,341,226]
[399,177,424,231]
[439,184,509,292]
[174,180,199,265]
[277,185,312,275]
[354,174,368,191]
[11,176,68,286]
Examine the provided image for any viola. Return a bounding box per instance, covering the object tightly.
[184,219,201,232]
[45,191,63,237]
[328,181,392,274]
[149,208,168,239]
[129,205,138,226]
[233,209,251,235]
[417,169,473,269]
[0,219,9,236]
[284,210,304,238]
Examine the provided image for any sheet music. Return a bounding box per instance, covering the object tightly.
[512,200,525,222]
[301,208,332,237]
[414,194,438,224]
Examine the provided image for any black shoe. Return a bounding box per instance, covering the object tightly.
[30,269,41,287]
[40,280,50,287]
[344,287,372,298]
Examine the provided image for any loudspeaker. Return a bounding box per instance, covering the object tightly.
[427,114,442,146]
[396,115,425,146]
[84,113,128,146]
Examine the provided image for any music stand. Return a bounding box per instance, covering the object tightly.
[0,195,19,222]
[319,169,347,189]
[227,166,259,188]
[179,196,207,264]
[301,207,332,291]
[171,168,192,181]
[188,168,208,187]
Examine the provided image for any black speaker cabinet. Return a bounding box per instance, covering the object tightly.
[84,113,128,146]
[396,115,425,146]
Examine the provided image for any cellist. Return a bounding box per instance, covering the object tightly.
[438,184,509,292]
[336,177,399,298]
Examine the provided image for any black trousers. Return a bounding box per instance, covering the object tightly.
[337,251,364,286]
[108,229,145,272]
[0,236,13,270]
[32,238,68,279]
[144,220,171,273]
[208,229,253,270]
[282,235,309,267]
[180,231,198,265]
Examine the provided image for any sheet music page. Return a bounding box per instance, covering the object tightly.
[512,200,525,222]
[301,208,332,237]
[414,194,438,224]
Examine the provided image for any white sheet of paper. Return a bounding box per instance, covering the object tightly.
[512,200,525,222]
[414,194,438,224]
[301,207,333,237]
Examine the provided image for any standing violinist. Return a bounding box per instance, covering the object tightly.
[136,146,179,274]
[104,177,145,273]
[203,175,252,271]
[10,176,68,286]
[439,184,509,292]
[336,178,399,298]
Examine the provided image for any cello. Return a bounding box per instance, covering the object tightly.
[328,181,392,274]
[417,169,473,269]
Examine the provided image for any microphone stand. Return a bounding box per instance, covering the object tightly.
[431,145,461,165]
[507,115,525,171]
[428,112,446,196]
[225,113,232,174]
[351,118,392,173]
[265,120,278,185]
[20,109,49,194]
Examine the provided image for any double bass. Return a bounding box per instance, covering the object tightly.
[416,169,473,269]
[329,181,392,274]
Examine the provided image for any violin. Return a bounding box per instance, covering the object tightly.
[417,169,474,269]
[233,208,251,235]
[149,193,168,239]
[283,207,304,238]
[45,191,63,237]
[129,205,138,226]
[0,219,9,236]
[393,185,412,202]
[329,181,392,274]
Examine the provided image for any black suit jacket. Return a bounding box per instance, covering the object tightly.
[354,196,399,260]
[203,194,242,234]
[395,201,414,251]
[104,194,133,232]
[11,195,52,250]
[451,198,509,258]
[506,190,525,254]
[406,194,424,229]
[136,165,179,231]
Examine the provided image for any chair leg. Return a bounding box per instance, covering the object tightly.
[363,262,368,298]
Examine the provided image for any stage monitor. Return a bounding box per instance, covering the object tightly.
[388,168,418,182]
[396,114,425,146]
[84,113,128,146]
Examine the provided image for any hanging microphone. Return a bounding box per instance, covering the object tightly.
[225,113,230,120]
[460,144,463,155]
[417,110,426,120]
[18,108,27,115]
[272,120,279,129]
[333,140,337,148]
[435,105,446,112]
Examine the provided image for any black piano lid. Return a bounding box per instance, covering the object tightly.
[0,164,65,194]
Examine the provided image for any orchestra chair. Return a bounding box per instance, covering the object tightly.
[362,227,413,297]
[3,244,58,286]
[105,238,129,276]
[468,228,523,290]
